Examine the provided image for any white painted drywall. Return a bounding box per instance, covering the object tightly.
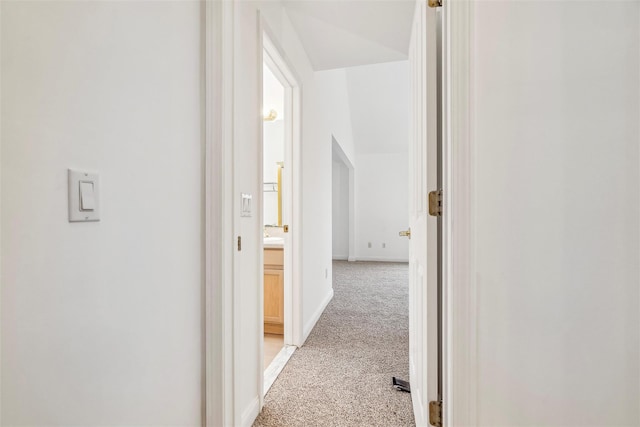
[232,2,264,424]
[277,7,345,342]
[472,2,640,425]
[1,1,202,425]
[345,61,410,262]
[354,153,409,262]
[231,3,354,424]
[316,68,356,166]
[332,159,349,259]
[346,61,409,155]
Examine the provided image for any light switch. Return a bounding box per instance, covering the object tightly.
[241,193,252,217]
[79,181,95,211]
[68,169,100,222]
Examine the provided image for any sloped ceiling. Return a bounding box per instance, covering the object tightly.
[283,0,415,71]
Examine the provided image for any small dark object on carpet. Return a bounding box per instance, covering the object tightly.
[392,377,411,393]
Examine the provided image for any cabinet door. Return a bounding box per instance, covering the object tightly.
[264,268,284,327]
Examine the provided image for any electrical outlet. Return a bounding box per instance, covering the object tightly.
[368,242,372,248]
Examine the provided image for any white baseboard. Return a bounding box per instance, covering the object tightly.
[352,256,409,263]
[347,256,356,262]
[302,288,334,343]
[240,395,260,427]
[332,255,348,261]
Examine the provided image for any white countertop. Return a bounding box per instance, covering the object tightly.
[264,236,284,249]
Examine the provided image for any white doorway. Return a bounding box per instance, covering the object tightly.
[205,3,451,425]
[261,61,287,378]
[259,27,303,398]
[331,137,355,262]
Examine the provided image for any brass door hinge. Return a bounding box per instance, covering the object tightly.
[429,400,442,427]
[428,0,442,7]
[237,236,242,251]
[428,190,443,217]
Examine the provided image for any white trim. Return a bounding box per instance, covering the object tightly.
[203,0,220,423]
[0,0,3,421]
[348,165,355,263]
[302,288,334,342]
[240,396,261,427]
[351,257,409,263]
[443,1,475,426]
[257,15,266,412]
[331,136,356,263]
[332,256,348,261]
[222,0,236,424]
[263,345,296,395]
[205,0,235,425]
[204,0,235,425]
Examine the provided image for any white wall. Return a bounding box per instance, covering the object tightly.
[471,2,640,425]
[345,61,409,262]
[316,69,356,166]
[1,1,202,425]
[354,153,409,262]
[232,2,264,423]
[346,61,409,155]
[332,159,349,259]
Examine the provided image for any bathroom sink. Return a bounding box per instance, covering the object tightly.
[264,236,284,249]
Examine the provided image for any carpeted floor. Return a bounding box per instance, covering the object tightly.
[254,261,415,427]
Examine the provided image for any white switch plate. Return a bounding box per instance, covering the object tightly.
[68,169,100,222]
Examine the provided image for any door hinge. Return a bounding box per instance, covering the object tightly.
[428,190,443,217]
[237,236,242,251]
[429,400,442,427]
[428,0,442,8]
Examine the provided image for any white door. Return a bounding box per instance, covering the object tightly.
[407,1,440,426]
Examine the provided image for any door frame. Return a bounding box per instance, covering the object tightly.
[442,0,476,426]
[330,136,356,262]
[259,17,304,351]
[203,1,476,425]
[204,0,235,426]
[258,14,304,408]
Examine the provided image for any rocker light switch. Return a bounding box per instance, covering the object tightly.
[79,181,95,211]
[68,169,100,222]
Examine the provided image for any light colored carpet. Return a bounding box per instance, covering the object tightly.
[254,261,415,427]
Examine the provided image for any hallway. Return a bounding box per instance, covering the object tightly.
[254,261,414,427]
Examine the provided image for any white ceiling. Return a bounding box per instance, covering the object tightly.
[283,0,415,71]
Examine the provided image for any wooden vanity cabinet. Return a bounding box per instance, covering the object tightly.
[264,248,284,335]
